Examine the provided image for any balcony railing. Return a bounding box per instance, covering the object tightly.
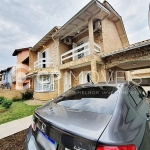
[34,58,54,70]
[61,42,101,64]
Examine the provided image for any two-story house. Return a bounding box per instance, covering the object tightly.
[0,69,7,88]
[28,0,129,100]
[12,47,32,90]
[0,66,16,89]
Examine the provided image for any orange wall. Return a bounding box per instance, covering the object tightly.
[17,50,29,64]
[16,50,30,90]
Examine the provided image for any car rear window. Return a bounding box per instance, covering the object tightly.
[54,86,118,115]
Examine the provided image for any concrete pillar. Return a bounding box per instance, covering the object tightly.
[88,18,94,54]
[29,51,37,72]
[91,59,97,83]
[59,70,65,94]
[97,64,110,83]
[126,71,132,81]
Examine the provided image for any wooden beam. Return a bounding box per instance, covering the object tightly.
[61,21,88,40]
[77,17,85,22]
[61,10,102,40]
[86,10,92,16]
[69,23,77,27]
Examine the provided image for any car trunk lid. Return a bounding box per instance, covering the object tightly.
[34,102,112,150]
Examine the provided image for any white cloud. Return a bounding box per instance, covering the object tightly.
[0,0,149,70]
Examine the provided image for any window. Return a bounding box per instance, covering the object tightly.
[136,86,147,98]
[37,48,50,69]
[79,71,92,84]
[3,73,5,80]
[129,86,143,107]
[34,75,54,92]
[77,42,84,59]
[54,86,118,115]
[42,51,46,68]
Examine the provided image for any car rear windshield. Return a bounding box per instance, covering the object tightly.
[54,86,118,115]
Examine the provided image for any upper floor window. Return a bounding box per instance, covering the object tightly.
[38,48,50,68]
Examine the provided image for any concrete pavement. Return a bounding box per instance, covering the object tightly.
[0,115,32,139]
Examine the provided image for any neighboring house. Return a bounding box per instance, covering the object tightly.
[11,66,16,90]
[0,69,7,88]
[0,74,2,86]
[12,47,32,90]
[0,66,16,89]
[28,0,129,100]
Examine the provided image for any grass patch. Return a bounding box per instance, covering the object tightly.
[0,101,40,124]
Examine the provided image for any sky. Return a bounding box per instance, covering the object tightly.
[0,0,149,70]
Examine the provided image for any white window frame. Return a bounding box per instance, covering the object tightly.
[79,71,92,84]
[34,74,54,92]
[37,48,50,69]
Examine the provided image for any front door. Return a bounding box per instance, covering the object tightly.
[64,71,71,92]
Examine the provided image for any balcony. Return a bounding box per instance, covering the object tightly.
[34,58,54,70]
[61,42,101,68]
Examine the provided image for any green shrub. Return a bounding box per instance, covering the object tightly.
[0,96,5,105]
[21,90,33,100]
[12,97,22,102]
[2,99,12,109]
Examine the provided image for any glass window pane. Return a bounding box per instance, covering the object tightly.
[129,87,143,105]
[54,86,118,115]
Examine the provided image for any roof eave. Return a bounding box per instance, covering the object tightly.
[12,47,31,56]
[30,26,60,52]
[52,0,110,38]
[103,1,129,47]
[101,39,150,58]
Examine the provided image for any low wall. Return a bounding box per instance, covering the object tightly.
[33,92,58,101]
[0,89,24,100]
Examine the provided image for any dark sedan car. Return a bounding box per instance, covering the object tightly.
[25,82,150,150]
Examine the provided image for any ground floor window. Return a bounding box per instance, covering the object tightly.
[34,74,54,92]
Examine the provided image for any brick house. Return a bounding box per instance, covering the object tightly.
[28,0,130,100]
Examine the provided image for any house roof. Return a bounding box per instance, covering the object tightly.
[6,67,12,71]
[101,39,150,58]
[52,0,110,39]
[30,26,60,52]
[12,47,31,56]
[131,68,150,75]
[0,69,7,74]
[30,0,129,52]
[103,1,129,47]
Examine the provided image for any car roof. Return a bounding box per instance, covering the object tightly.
[71,81,138,90]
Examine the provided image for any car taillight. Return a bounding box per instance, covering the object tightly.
[96,145,136,150]
[31,117,36,131]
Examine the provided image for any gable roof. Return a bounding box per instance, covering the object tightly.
[30,0,129,52]
[30,26,60,52]
[12,47,31,56]
[103,1,129,47]
[53,0,110,39]
[101,39,150,58]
